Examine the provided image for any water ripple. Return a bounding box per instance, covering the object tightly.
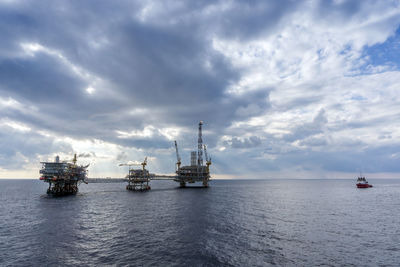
[1,179,400,266]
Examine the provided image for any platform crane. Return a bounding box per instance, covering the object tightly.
[72,153,77,165]
[141,157,148,171]
[174,140,181,170]
[204,144,212,172]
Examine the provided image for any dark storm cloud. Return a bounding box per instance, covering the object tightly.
[1,0,279,152]
[1,0,274,150]
[92,20,237,109]
[0,54,85,103]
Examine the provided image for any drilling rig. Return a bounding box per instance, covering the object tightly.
[174,121,211,187]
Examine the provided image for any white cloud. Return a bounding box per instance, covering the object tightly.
[1,1,400,178]
[0,119,31,132]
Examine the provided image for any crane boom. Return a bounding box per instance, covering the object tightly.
[174,140,181,168]
[204,144,212,166]
[119,161,141,167]
[141,157,148,170]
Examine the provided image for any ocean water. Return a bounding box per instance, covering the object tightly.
[1,179,399,266]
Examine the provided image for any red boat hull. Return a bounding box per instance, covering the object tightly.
[357,183,372,188]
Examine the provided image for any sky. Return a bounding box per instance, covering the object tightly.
[1,0,400,179]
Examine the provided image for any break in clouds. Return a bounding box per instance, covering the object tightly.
[1,0,400,178]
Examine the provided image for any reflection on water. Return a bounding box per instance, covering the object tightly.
[1,179,400,266]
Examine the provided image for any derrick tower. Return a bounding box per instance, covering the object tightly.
[174,121,211,187]
[197,121,203,167]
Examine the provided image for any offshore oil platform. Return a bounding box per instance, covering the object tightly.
[119,121,212,191]
[119,157,151,191]
[39,154,88,196]
[173,121,212,187]
[39,121,211,195]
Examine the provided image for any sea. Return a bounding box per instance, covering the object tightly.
[1,179,399,266]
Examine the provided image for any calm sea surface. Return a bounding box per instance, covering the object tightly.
[1,179,400,266]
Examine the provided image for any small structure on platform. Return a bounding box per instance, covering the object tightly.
[174,121,212,187]
[120,157,151,191]
[39,154,88,196]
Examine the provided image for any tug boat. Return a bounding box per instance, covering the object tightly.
[356,176,373,188]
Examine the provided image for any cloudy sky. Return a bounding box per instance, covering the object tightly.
[1,0,400,179]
